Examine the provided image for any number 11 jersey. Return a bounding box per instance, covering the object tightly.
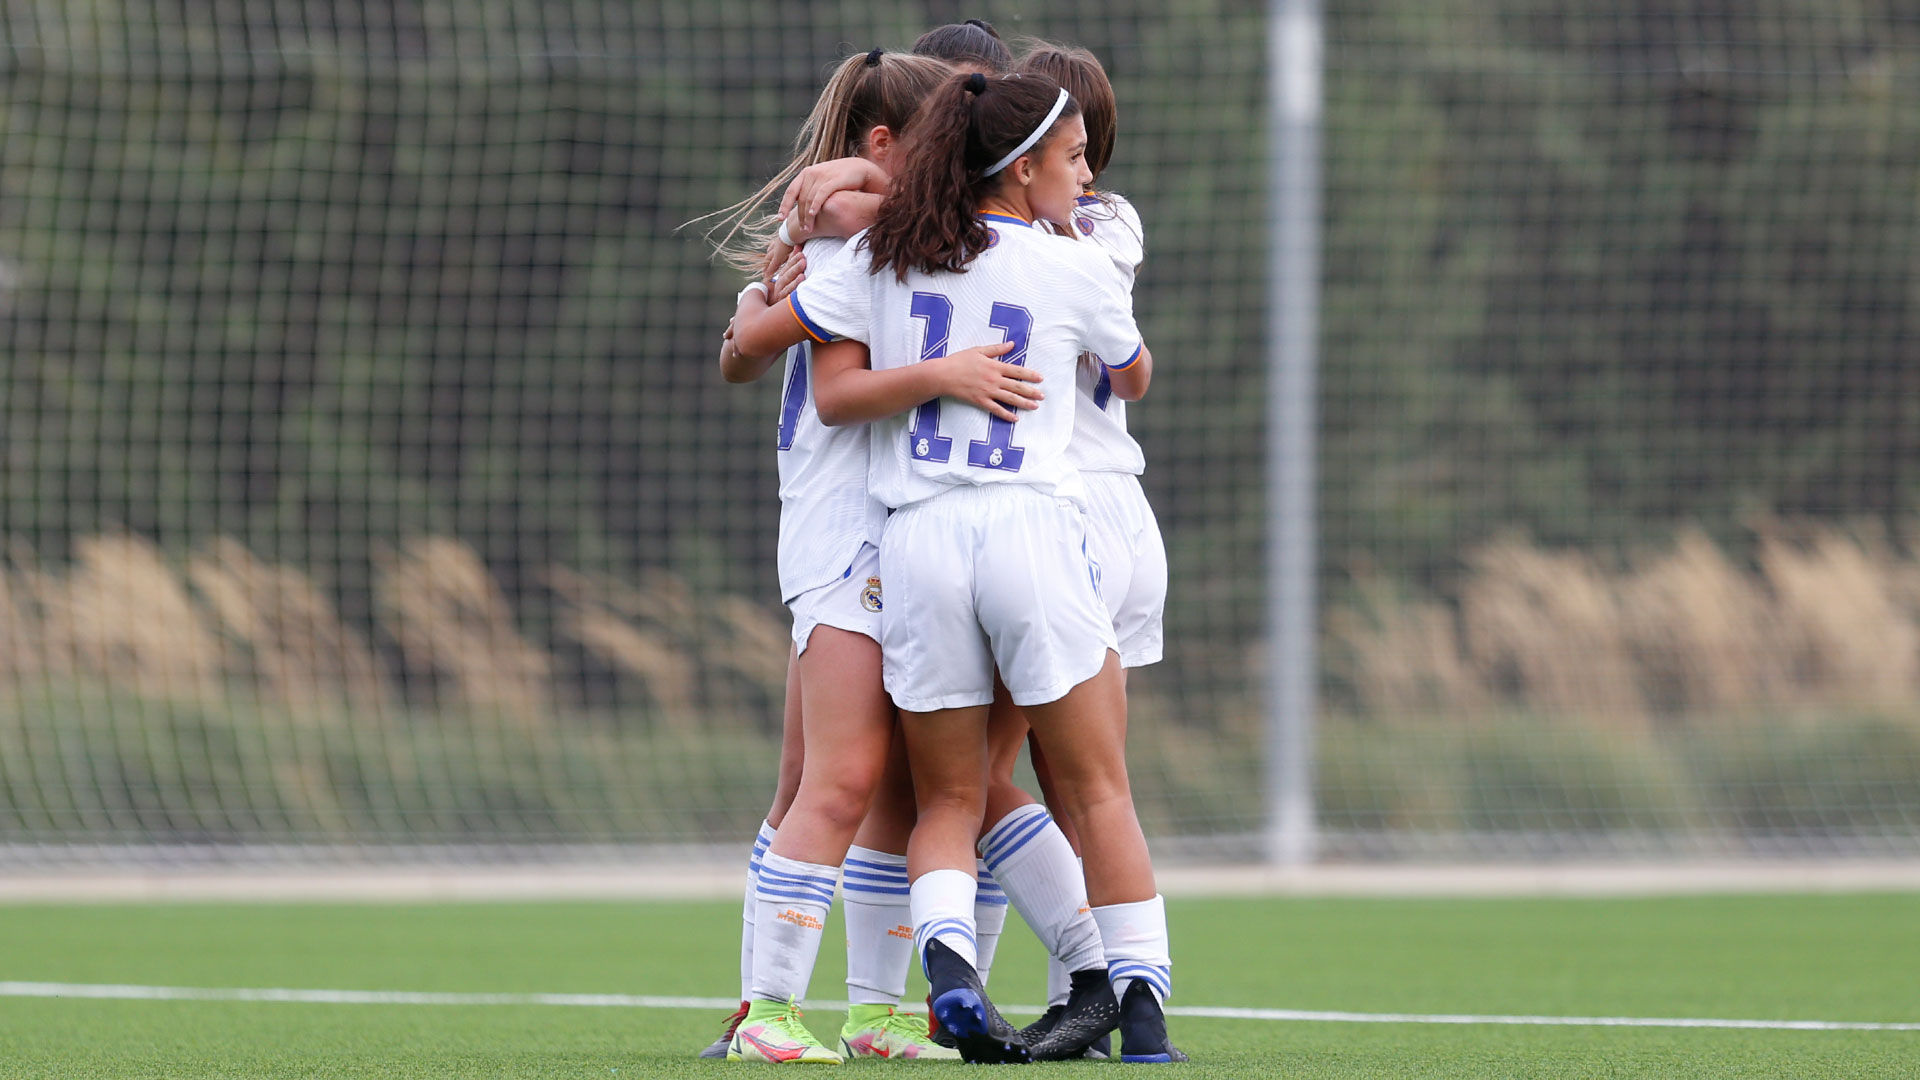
[789,212,1143,510]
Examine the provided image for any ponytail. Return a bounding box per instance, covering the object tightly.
[699,50,950,274]
[865,72,1078,280]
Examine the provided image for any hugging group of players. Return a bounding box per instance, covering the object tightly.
[704,18,1179,1066]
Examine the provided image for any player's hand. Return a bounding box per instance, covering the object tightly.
[760,234,795,287]
[932,341,1042,422]
[780,158,882,233]
[767,248,807,303]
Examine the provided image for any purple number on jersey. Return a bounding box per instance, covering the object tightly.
[776,344,808,451]
[907,292,955,463]
[967,302,1032,471]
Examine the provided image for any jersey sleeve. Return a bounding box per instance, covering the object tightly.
[787,234,873,345]
[1073,192,1146,287]
[1060,243,1145,371]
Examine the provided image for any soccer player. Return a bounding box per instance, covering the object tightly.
[769,41,1172,1062]
[704,47,969,1064]
[911,19,1013,74]
[729,70,1180,1065]
[995,40,1174,1060]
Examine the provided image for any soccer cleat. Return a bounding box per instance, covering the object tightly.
[923,993,958,1049]
[1116,980,1183,1064]
[922,939,1029,1064]
[1029,967,1122,1061]
[699,1000,750,1059]
[727,999,844,1065]
[1017,1003,1065,1046]
[838,1003,961,1060]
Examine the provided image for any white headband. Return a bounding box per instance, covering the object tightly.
[982,87,1072,177]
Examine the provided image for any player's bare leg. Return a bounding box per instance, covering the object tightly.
[735,628,895,1064]
[981,681,1116,1060]
[1022,651,1176,1062]
[701,646,808,1059]
[899,703,1026,1063]
[839,720,957,1059]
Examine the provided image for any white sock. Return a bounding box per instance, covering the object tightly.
[1093,894,1172,1004]
[979,803,1104,976]
[841,846,913,1006]
[750,850,837,1004]
[1045,949,1072,1007]
[910,866,979,971]
[740,820,775,1000]
[973,861,1009,987]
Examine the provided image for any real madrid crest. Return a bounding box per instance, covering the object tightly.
[861,576,884,613]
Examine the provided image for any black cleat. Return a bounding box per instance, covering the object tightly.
[1017,1003,1065,1046]
[1117,980,1182,1063]
[924,992,959,1049]
[924,939,1030,1064]
[1085,1031,1112,1059]
[1029,968,1121,1061]
[697,1000,748,1059]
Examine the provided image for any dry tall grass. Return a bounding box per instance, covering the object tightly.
[8,523,1918,730]
[1333,524,1920,722]
[373,537,551,721]
[0,533,791,723]
[188,539,389,707]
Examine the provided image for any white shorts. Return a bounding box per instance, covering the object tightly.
[880,485,1118,712]
[788,542,883,656]
[1082,472,1167,668]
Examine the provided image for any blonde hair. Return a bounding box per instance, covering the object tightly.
[703,50,952,274]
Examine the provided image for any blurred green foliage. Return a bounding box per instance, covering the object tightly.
[2,1,1917,720]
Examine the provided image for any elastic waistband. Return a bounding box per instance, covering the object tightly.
[902,481,1070,512]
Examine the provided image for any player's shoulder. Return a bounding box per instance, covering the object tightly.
[1071,191,1145,258]
[801,234,849,261]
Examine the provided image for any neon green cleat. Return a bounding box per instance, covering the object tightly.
[728,999,844,1065]
[838,1003,962,1061]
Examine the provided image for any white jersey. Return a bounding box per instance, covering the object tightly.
[1067,191,1147,476]
[772,236,888,602]
[791,214,1143,509]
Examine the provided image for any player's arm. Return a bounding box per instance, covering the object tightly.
[1103,343,1152,402]
[726,284,829,375]
[719,250,811,382]
[780,157,888,240]
[813,338,1039,427]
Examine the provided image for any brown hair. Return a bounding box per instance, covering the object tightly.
[1015,43,1116,181]
[864,72,1080,280]
[702,50,951,274]
[911,19,1012,73]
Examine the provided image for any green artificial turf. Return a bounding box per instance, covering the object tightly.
[0,893,1916,1078]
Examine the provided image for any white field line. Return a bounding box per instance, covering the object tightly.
[3,981,1917,1033]
[8,860,1920,903]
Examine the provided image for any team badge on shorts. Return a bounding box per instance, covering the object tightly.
[861,576,884,613]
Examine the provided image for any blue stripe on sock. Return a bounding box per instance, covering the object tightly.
[755,874,835,898]
[754,887,836,907]
[980,805,1050,862]
[841,856,907,874]
[754,875,835,903]
[916,918,976,950]
[840,865,909,886]
[843,884,912,897]
[756,865,838,889]
[1109,963,1172,999]
[974,893,1010,906]
[983,810,1053,867]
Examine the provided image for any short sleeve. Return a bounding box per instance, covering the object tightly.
[1072,193,1145,287]
[788,233,874,345]
[1059,243,1144,371]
